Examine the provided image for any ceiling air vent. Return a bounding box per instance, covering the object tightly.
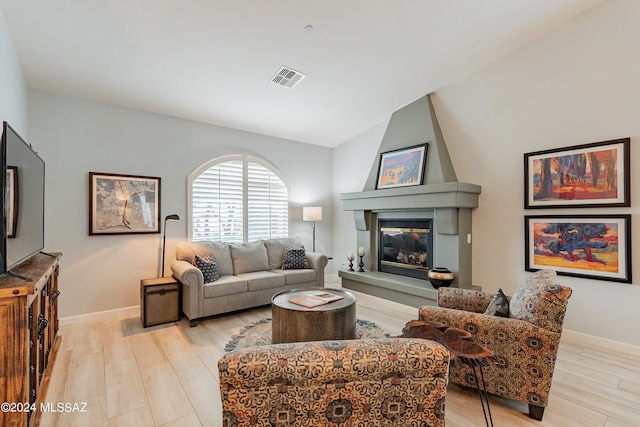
[271,66,306,89]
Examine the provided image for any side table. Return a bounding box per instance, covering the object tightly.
[397,319,496,427]
[140,277,180,327]
[271,288,356,344]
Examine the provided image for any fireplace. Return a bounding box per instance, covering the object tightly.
[378,219,432,281]
[338,95,481,307]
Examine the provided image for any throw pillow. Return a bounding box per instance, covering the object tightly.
[194,254,220,284]
[282,246,310,270]
[483,288,509,317]
[509,269,573,333]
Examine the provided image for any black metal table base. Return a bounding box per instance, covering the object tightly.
[471,365,494,427]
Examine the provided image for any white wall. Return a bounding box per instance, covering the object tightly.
[28,90,333,318]
[0,11,28,135]
[334,0,640,346]
[332,120,387,271]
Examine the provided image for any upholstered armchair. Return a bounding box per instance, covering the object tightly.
[218,338,450,426]
[418,270,572,421]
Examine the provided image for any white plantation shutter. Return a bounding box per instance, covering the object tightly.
[190,156,288,242]
[247,162,288,241]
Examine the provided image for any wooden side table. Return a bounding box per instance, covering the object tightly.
[397,319,496,427]
[140,277,180,327]
[271,288,356,344]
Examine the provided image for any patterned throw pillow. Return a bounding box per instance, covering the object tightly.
[483,288,509,317]
[194,254,220,283]
[509,269,572,333]
[282,247,310,270]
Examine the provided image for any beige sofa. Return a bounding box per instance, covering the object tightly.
[171,237,328,326]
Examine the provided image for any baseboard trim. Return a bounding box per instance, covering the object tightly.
[562,329,640,357]
[59,306,139,326]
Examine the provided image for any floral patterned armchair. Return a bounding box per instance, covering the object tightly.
[418,270,572,421]
[218,338,450,426]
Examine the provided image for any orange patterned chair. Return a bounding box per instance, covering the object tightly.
[419,270,572,421]
[218,338,449,426]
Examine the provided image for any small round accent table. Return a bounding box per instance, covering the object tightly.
[271,288,357,344]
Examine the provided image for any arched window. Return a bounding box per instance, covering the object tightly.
[189,155,289,243]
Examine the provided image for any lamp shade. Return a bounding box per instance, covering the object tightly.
[303,206,322,222]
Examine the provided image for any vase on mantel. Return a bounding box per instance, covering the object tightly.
[428,267,454,289]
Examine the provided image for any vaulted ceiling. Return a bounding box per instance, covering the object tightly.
[0,1,604,147]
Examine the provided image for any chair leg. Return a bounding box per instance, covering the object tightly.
[528,404,544,421]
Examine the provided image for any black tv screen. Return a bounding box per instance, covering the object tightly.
[1,122,45,273]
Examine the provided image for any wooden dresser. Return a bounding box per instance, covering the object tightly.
[0,252,61,427]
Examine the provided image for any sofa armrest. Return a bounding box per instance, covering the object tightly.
[436,287,494,313]
[305,252,328,286]
[171,260,203,320]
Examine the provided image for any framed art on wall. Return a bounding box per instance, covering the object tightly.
[376,144,427,189]
[524,138,630,208]
[525,214,631,283]
[89,172,161,235]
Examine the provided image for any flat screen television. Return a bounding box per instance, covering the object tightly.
[1,122,45,276]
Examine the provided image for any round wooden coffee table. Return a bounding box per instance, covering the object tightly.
[271,288,356,344]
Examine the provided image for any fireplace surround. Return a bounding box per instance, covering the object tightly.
[338,94,481,307]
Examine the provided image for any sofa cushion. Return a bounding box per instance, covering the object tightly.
[230,241,270,275]
[240,271,286,291]
[203,276,248,298]
[176,241,234,276]
[271,268,317,285]
[483,288,509,317]
[282,247,310,270]
[194,254,220,283]
[263,237,303,270]
[509,269,572,333]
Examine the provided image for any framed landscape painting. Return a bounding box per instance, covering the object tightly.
[524,138,630,208]
[525,215,631,283]
[376,144,427,189]
[89,172,161,235]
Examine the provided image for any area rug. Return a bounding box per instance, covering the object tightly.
[225,318,388,352]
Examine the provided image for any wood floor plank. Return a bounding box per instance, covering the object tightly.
[106,405,155,427]
[160,412,205,427]
[101,316,136,366]
[57,393,107,427]
[139,362,194,426]
[63,352,106,402]
[105,358,147,418]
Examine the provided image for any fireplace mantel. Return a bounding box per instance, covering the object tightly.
[339,182,480,307]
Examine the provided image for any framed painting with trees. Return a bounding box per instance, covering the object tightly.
[525,215,631,283]
[89,172,161,235]
[524,138,630,208]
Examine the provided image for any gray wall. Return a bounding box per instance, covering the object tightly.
[334,0,640,347]
[0,11,28,135]
[29,90,333,318]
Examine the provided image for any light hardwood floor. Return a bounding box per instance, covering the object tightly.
[39,290,640,427]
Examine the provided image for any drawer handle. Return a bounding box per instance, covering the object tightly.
[38,314,49,338]
[52,289,61,302]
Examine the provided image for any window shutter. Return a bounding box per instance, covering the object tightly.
[192,160,244,243]
[191,157,288,243]
[247,162,289,241]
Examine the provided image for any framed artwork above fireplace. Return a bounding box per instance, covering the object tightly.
[376,144,427,189]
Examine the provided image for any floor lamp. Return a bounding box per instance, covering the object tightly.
[302,206,322,252]
[161,214,180,277]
